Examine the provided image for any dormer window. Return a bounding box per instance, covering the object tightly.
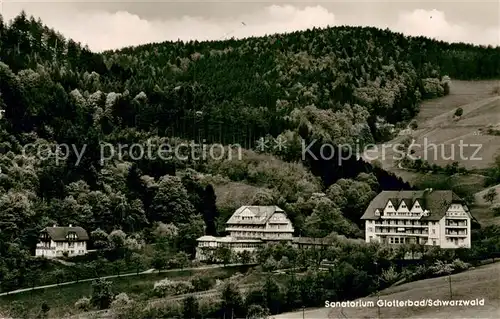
[374,209,380,216]
[66,232,78,240]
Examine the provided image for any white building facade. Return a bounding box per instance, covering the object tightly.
[361,190,472,249]
[195,206,294,260]
[35,225,89,258]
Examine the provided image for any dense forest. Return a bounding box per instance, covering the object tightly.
[0,10,499,295]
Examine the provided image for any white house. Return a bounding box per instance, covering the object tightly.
[35,225,89,258]
[195,206,294,260]
[361,189,473,249]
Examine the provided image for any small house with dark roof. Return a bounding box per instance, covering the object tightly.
[361,189,473,248]
[35,224,89,258]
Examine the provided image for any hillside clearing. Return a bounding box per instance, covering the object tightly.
[475,184,500,206]
[471,184,500,226]
[366,80,500,176]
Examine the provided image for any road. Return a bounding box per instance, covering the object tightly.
[0,263,256,297]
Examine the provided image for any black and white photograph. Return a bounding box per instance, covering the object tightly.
[0,0,498,318]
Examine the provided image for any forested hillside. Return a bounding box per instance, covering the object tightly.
[0,11,499,293]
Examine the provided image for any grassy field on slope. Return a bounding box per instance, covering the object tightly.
[473,184,500,226]
[368,80,499,175]
[273,261,500,319]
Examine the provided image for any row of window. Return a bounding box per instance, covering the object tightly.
[39,242,85,248]
[369,227,436,234]
[368,220,438,226]
[56,250,85,255]
[387,202,420,210]
[56,242,85,248]
[445,221,467,226]
[238,216,256,220]
[198,242,260,248]
[446,238,465,244]
[388,237,436,245]
[446,212,466,217]
[266,225,291,230]
[66,233,78,240]
[231,231,292,238]
[231,243,260,248]
[228,225,265,229]
[383,212,424,217]
[200,243,219,248]
[445,230,467,236]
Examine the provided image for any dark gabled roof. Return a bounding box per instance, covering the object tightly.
[361,190,464,221]
[41,226,89,241]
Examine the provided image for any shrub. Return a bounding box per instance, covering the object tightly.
[278,256,290,269]
[422,78,444,98]
[442,76,451,95]
[75,297,91,311]
[454,108,463,117]
[263,256,278,272]
[90,279,114,310]
[381,266,400,285]
[451,259,470,272]
[492,86,500,95]
[153,278,194,297]
[411,265,430,280]
[429,261,453,275]
[409,120,418,130]
[110,292,133,308]
[191,276,215,292]
[492,204,500,216]
[247,304,270,319]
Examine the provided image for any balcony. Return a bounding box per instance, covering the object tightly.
[445,229,467,237]
[375,227,428,233]
[226,227,293,233]
[375,224,427,228]
[381,212,422,219]
[267,220,291,224]
[445,222,467,227]
[374,229,429,237]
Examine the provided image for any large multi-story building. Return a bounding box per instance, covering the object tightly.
[361,189,473,249]
[196,205,294,260]
[35,225,89,258]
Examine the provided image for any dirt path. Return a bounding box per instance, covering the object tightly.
[0,263,254,297]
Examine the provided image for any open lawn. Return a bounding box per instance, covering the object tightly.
[475,184,500,206]
[0,266,248,318]
[273,261,500,319]
[415,80,499,124]
[472,184,500,226]
[409,96,500,170]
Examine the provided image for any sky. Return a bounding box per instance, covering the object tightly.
[2,1,499,52]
